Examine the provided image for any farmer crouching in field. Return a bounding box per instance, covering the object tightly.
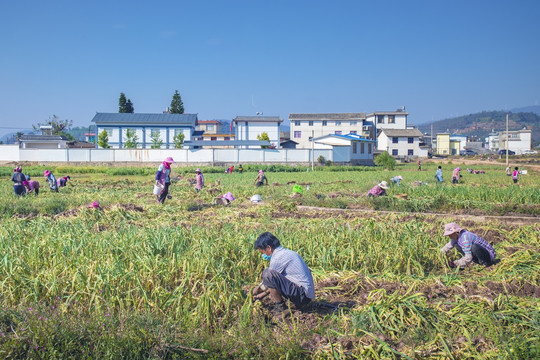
[252,232,315,313]
[367,181,389,198]
[440,222,497,268]
[254,170,268,187]
[44,170,58,192]
[155,157,175,203]
[23,179,40,196]
[57,176,71,188]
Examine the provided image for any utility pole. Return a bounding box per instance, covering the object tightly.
[311,130,314,172]
[506,113,509,166]
[431,123,434,154]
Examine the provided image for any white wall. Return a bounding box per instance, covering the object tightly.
[2,147,343,164]
[0,145,21,161]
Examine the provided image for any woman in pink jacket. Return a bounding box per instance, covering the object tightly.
[452,167,461,184]
[195,168,204,192]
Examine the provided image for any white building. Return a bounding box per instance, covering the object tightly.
[19,135,69,149]
[498,129,532,154]
[314,133,375,165]
[366,109,408,132]
[450,135,468,152]
[377,128,427,158]
[91,113,197,149]
[233,116,283,148]
[289,113,369,149]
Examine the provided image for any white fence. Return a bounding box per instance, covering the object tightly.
[0,145,356,165]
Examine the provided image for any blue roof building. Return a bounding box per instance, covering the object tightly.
[91,113,197,149]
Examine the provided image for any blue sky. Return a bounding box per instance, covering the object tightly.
[1,0,539,137]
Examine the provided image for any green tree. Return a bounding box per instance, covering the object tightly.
[33,115,74,140]
[119,93,127,113]
[125,99,134,113]
[173,132,185,148]
[16,132,24,142]
[119,93,134,113]
[123,128,138,148]
[169,90,184,114]
[375,151,397,170]
[150,131,163,149]
[98,130,110,148]
[257,132,271,149]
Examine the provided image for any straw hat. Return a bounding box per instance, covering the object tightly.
[443,222,462,236]
[379,181,389,190]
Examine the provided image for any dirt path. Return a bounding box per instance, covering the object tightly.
[297,205,540,225]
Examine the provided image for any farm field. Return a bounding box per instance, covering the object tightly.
[1,161,539,359]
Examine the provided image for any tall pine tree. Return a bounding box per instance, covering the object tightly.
[119,93,127,113]
[169,90,184,114]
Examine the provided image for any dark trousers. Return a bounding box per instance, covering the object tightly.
[158,182,170,204]
[14,185,25,196]
[454,243,493,266]
[262,268,311,308]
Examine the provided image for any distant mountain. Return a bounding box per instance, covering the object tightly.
[510,105,540,116]
[418,110,540,144]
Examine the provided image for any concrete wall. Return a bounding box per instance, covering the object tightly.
[1,146,342,165]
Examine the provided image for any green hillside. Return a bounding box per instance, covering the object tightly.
[418,111,540,144]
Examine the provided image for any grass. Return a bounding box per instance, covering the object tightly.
[0,162,539,358]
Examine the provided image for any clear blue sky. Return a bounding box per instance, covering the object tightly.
[1,0,539,137]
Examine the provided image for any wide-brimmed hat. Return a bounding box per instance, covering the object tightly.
[223,192,235,202]
[44,170,50,177]
[379,181,389,189]
[87,201,101,209]
[164,157,175,163]
[397,175,403,180]
[251,194,262,203]
[195,168,201,173]
[443,222,462,236]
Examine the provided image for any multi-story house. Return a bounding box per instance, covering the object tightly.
[233,116,282,148]
[289,113,369,149]
[377,128,426,158]
[498,129,532,154]
[196,120,235,146]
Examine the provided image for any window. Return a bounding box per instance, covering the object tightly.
[388,115,395,124]
[368,144,372,154]
[335,131,342,135]
[350,121,357,126]
[206,124,214,131]
[408,149,414,156]
[377,115,384,124]
[294,121,301,126]
[408,137,414,143]
[294,131,302,138]
[308,121,313,126]
[335,121,341,126]
[210,137,217,141]
[322,120,327,126]
[360,143,365,154]
[392,137,399,144]
[350,130,357,134]
[392,149,398,156]
[352,142,357,154]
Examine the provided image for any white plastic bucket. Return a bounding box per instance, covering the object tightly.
[153,184,164,195]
